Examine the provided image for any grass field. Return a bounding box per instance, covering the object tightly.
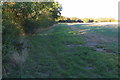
[67,23,118,53]
[8,23,119,78]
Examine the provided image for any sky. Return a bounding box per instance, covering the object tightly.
[57,0,119,19]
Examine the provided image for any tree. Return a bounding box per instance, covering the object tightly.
[2,2,62,77]
[2,2,62,34]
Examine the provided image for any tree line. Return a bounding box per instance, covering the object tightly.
[2,2,62,77]
[56,16,118,23]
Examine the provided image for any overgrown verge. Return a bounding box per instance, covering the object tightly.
[2,19,29,77]
[2,2,62,78]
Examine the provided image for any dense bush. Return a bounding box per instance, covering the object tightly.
[2,2,62,77]
[2,20,21,76]
[2,20,20,42]
[23,18,39,34]
[23,17,56,34]
[2,20,20,56]
[37,18,55,28]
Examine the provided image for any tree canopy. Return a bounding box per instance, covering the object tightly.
[2,2,62,34]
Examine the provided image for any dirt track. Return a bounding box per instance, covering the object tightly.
[67,23,118,54]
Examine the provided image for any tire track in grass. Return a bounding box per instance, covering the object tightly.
[68,24,118,54]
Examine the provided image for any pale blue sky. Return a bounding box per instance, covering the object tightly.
[57,0,119,19]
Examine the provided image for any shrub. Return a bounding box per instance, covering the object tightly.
[2,19,21,77]
[23,18,55,35]
[2,20,20,45]
[22,18,39,35]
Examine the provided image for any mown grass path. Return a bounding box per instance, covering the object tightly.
[20,24,118,78]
